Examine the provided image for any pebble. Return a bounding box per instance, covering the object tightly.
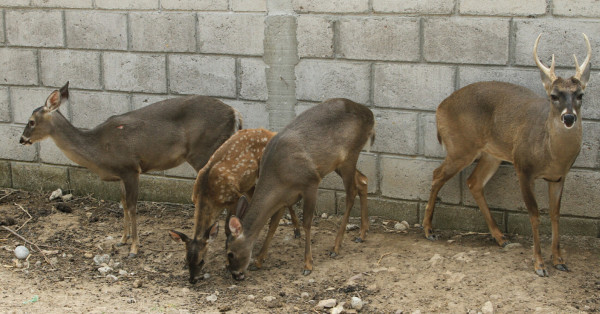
[481,301,494,314]
[98,266,113,274]
[106,274,118,282]
[332,303,345,314]
[308,279,315,284]
[413,224,421,228]
[263,296,276,302]
[133,279,144,288]
[346,273,363,285]
[394,222,407,231]
[93,254,111,266]
[14,246,29,260]
[61,194,73,201]
[351,297,364,310]
[247,295,255,301]
[35,261,41,267]
[300,292,310,299]
[49,189,63,201]
[118,269,128,276]
[206,294,217,302]
[429,254,444,266]
[321,213,328,219]
[203,273,211,280]
[503,243,522,250]
[84,253,93,259]
[316,299,336,310]
[346,224,359,231]
[452,252,473,263]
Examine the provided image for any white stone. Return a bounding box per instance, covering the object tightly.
[206,294,217,302]
[98,266,113,274]
[316,299,337,309]
[49,189,63,201]
[351,297,364,310]
[482,301,494,314]
[14,246,29,260]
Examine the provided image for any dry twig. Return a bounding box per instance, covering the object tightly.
[0,190,15,203]
[144,247,180,253]
[0,226,56,269]
[14,203,32,231]
[377,252,392,266]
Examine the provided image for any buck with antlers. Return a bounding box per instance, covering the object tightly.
[225,98,373,280]
[423,34,591,276]
[19,82,242,258]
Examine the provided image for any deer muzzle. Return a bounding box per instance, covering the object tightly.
[19,136,32,145]
[561,113,577,129]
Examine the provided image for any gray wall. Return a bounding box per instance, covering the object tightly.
[1,0,600,237]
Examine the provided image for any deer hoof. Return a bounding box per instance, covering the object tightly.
[535,268,549,277]
[248,264,260,271]
[555,264,569,272]
[302,269,312,276]
[127,253,137,259]
[353,237,364,243]
[501,240,512,248]
[426,234,439,241]
[294,229,301,238]
[115,242,126,247]
[329,251,338,258]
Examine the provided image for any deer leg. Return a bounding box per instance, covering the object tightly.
[254,207,286,269]
[466,153,508,246]
[423,157,472,240]
[331,166,359,257]
[302,186,318,276]
[122,174,140,258]
[355,170,369,243]
[116,181,130,247]
[287,206,301,238]
[548,180,568,271]
[518,173,546,276]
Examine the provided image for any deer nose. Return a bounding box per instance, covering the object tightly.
[19,137,25,144]
[561,114,576,128]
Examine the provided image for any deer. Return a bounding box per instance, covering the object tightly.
[225,98,374,280]
[19,82,242,258]
[422,33,591,276]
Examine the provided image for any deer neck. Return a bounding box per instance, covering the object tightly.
[546,110,582,166]
[241,194,279,243]
[48,112,102,169]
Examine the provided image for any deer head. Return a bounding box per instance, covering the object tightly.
[534,33,592,129]
[168,222,219,284]
[226,196,251,281]
[19,82,70,145]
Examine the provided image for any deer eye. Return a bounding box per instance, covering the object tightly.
[28,120,35,127]
[550,95,559,102]
[576,94,583,101]
[227,252,234,260]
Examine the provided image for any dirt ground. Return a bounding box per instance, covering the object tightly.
[1,188,599,313]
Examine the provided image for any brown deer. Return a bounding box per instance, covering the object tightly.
[19,82,242,258]
[225,98,374,280]
[422,34,591,276]
[168,128,300,284]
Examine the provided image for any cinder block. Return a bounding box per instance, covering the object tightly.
[6,10,63,47]
[0,87,9,122]
[68,167,120,201]
[169,55,235,97]
[95,0,158,9]
[103,53,166,93]
[418,204,505,233]
[161,0,228,10]
[40,140,76,166]
[11,87,59,124]
[582,71,600,120]
[458,66,544,94]
[296,59,370,103]
[380,156,461,204]
[562,169,600,218]
[0,48,38,85]
[65,11,127,50]
[338,17,419,61]
[0,11,4,43]
[31,0,93,8]
[507,212,599,236]
[553,0,600,17]
[198,13,264,55]
[139,175,194,204]
[575,121,600,168]
[422,113,445,158]
[424,17,509,65]
[130,12,196,52]
[0,125,35,161]
[0,0,28,6]
[131,94,171,110]
[370,109,418,155]
[232,0,266,11]
[320,153,378,193]
[373,0,454,14]
[296,189,336,215]
[461,164,549,211]
[297,15,333,58]
[11,162,69,192]
[239,58,267,101]
[513,20,600,68]
[40,50,101,90]
[292,0,368,13]
[340,195,419,222]
[70,91,130,127]
[164,163,197,179]
[373,64,455,111]
[459,0,546,16]
[225,100,269,129]
[0,161,11,187]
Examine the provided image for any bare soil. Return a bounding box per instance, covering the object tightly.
[1,188,599,313]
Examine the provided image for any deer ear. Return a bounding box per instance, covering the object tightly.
[45,82,69,112]
[229,217,243,238]
[235,195,249,218]
[169,230,190,244]
[205,222,219,242]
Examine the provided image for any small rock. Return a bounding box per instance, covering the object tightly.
[49,189,63,201]
[481,301,494,314]
[316,299,337,310]
[263,296,276,302]
[412,310,421,314]
[429,254,444,266]
[181,287,189,294]
[395,310,403,314]
[206,294,217,302]
[55,203,72,213]
[35,261,41,267]
[14,245,29,260]
[106,274,118,282]
[49,257,58,265]
[203,273,211,280]
[84,253,93,259]
[247,295,255,300]
[332,302,345,314]
[452,252,473,263]
[118,269,128,276]
[400,221,410,229]
[133,279,143,288]
[351,297,364,310]
[394,222,407,231]
[503,243,522,250]
[61,194,73,201]
[346,273,363,285]
[98,266,113,274]
[321,213,328,219]
[346,224,359,231]
[301,292,310,299]
[93,254,111,266]
[308,279,315,284]
[308,300,316,305]
[413,224,421,228]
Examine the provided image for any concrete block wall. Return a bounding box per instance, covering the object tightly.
[1,0,599,237]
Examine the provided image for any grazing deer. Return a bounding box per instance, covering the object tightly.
[168,128,301,284]
[19,82,242,258]
[225,98,374,280]
[422,34,591,276]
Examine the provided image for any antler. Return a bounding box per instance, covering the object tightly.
[573,33,592,81]
[533,33,557,83]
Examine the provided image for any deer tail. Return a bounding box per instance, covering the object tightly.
[364,129,375,153]
[233,109,243,132]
